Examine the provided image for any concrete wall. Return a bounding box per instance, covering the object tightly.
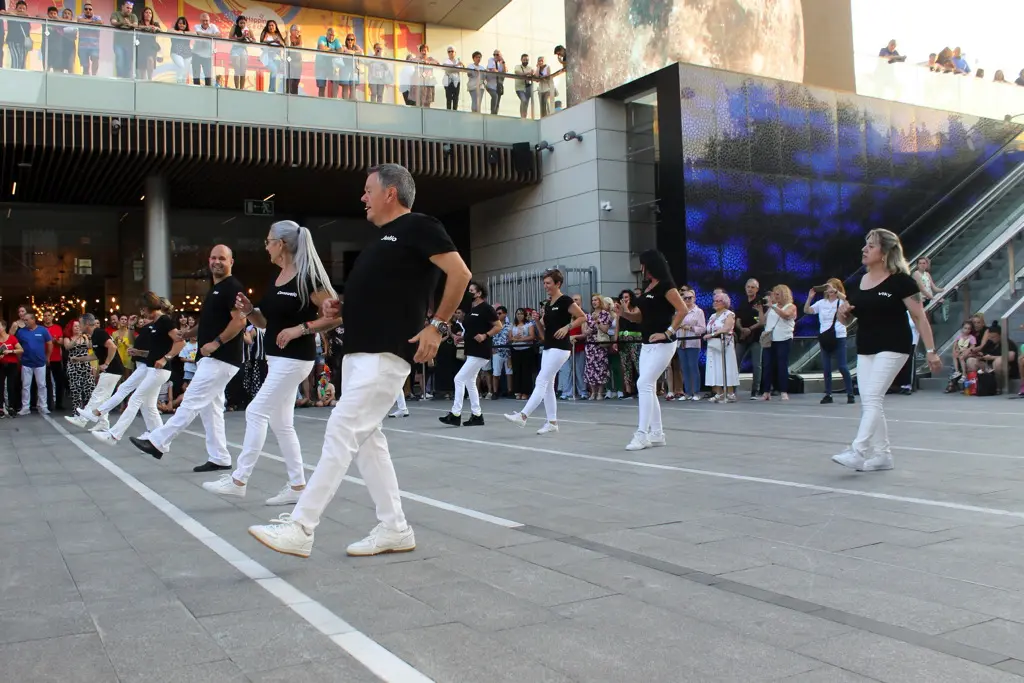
[468,97,637,296]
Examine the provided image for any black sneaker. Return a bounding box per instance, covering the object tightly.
[847,395,856,404]
[463,414,485,427]
[129,437,164,460]
[438,412,461,427]
[193,461,232,473]
[820,395,833,405]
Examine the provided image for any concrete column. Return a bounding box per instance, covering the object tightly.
[144,176,171,296]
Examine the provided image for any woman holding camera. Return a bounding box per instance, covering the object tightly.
[758,285,796,401]
[806,279,854,405]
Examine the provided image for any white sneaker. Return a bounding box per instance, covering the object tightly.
[831,449,865,470]
[266,484,303,506]
[90,418,110,433]
[536,422,558,435]
[92,430,119,446]
[77,407,99,423]
[203,473,246,498]
[388,408,409,418]
[17,409,29,416]
[504,412,527,428]
[249,514,313,558]
[625,432,652,451]
[648,431,666,447]
[64,415,88,429]
[346,523,416,556]
[690,395,700,401]
[423,393,433,400]
[859,453,894,472]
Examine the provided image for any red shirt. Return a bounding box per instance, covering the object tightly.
[570,325,584,352]
[47,324,63,361]
[0,336,18,364]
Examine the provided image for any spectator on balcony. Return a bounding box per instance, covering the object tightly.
[192,12,218,86]
[230,16,254,89]
[76,3,102,75]
[260,20,285,94]
[399,53,415,105]
[994,70,1008,83]
[1016,69,1024,87]
[514,53,534,119]
[169,17,192,84]
[58,8,77,73]
[952,47,970,74]
[975,68,985,79]
[486,49,506,115]
[4,0,31,70]
[109,0,137,79]
[338,33,362,100]
[442,46,463,110]
[935,47,960,74]
[368,43,391,103]
[554,44,565,70]
[921,53,937,70]
[43,6,59,71]
[285,24,302,95]
[536,56,552,117]
[315,27,341,98]
[136,7,160,81]
[414,43,438,107]
[466,51,485,113]
[878,39,899,58]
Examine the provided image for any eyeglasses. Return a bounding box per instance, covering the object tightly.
[264,238,281,246]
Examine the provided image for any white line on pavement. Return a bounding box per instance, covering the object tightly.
[180,430,523,529]
[43,417,434,683]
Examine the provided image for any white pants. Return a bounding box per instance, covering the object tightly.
[146,357,238,464]
[637,343,677,435]
[232,357,312,487]
[394,390,407,411]
[851,352,907,458]
[292,353,409,532]
[452,356,490,416]
[491,354,511,375]
[522,348,570,422]
[171,53,192,83]
[83,372,121,430]
[20,366,47,413]
[98,364,148,414]
[108,367,170,440]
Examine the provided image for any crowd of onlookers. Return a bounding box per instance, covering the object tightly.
[0,1,566,115]
[880,39,1024,86]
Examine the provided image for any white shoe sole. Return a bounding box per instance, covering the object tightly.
[203,484,245,498]
[248,527,311,558]
[831,454,864,470]
[503,415,526,428]
[346,541,416,557]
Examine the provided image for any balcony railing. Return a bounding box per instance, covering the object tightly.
[0,14,565,121]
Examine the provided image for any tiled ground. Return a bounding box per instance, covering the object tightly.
[3,391,1024,682]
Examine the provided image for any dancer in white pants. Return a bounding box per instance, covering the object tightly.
[65,313,126,432]
[505,268,585,434]
[203,220,338,506]
[439,281,500,427]
[248,162,472,558]
[615,249,686,451]
[129,245,248,473]
[79,312,151,428]
[388,389,409,418]
[90,294,182,445]
[832,229,941,473]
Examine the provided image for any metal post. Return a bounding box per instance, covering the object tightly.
[1000,314,1010,391]
[722,335,727,393]
[1009,242,1016,296]
[144,176,171,297]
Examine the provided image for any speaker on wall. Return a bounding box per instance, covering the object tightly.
[511,142,533,174]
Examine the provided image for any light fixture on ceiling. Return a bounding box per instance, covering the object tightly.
[11,182,16,196]
[140,194,145,201]
[263,193,275,201]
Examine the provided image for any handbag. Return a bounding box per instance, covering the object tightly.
[759,330,772,348]
[818,308,839,353]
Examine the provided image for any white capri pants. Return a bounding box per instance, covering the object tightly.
[636,342,677,436]
[521,348,570,422]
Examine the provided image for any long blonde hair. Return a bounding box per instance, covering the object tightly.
[772,284,793,307]
[867,228,910,275]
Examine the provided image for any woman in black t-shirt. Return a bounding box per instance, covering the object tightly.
[833,229,942,473]
[614,250,686,452]
[504,268,585,434]
[209,220,338,506]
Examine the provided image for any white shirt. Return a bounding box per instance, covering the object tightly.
[192,23,220,57]
[442,57,463,86]
[810,298,847,338]
[767,307,795,341]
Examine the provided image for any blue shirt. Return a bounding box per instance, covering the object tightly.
[16,326,52,368]
[952,56,970,73]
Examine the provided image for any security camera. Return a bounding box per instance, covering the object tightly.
[563,131,583,142]
[111,118,122,132]
[600,201,613,212]
[535,140,554,153]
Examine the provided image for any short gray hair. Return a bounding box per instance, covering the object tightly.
[81,313,97,326]
[369,163,416,208]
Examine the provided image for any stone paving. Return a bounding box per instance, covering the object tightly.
[3,391,1024,682]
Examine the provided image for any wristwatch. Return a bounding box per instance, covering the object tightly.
[429,318,450,338]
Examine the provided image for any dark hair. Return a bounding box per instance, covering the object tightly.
[619,289,633,303]
[638,249,676,288]
[542,268,563,285]
[472,50,482,58]
[232,16,247,39]
[46,5,58,13]
[175,15,189,30]
[496,305,506,314]
[514,307,527,322]
[469,280,487,299]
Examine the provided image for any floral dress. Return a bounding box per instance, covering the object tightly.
[584,310,611,385]
[66,335,95,410]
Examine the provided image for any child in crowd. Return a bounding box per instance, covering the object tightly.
[952,321,976,379]
[314,366,336,407]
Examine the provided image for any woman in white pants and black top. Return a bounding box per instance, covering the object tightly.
[832,229,941,473]
[504,268,585,434]
[204,221,337,506]
[439,281,500,427]
[91,293,182,445]
[78,308,152,432]
[615,250,686,451]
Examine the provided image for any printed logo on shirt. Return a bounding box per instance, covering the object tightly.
[878,292,892,298]
[381,235,398,242]
[645,294,654,299]
[278,291,298,298]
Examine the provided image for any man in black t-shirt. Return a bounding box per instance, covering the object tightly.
[64,313,124,431]
[439,281,501,427]
[734,278,766,397]
[130,245,248,472]
[249,163,472,560]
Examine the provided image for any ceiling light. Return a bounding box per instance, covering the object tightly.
[140,195,145,200]
[263,193,275,201]
[11,182,16,195]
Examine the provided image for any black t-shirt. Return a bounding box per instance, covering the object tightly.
[847,273,919,355]
[735,295,761,330]
[90,329,125,376]
[259,275,320,361]
[463,301,498,359]
[637,282,676,342]
[542,295,574,350]
[133,323,150,366]
[142,314,179,365]
[198,275,245,367]
[342,212,458,364]
[618,317,639,334]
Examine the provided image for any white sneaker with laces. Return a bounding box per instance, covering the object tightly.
[831,449,866,470]
[203,473,246,498]
[248,513,313,558]
[77,407,98,423]
[17,409,30,416]
[647,431,666,447]
[504,412,527,428]
[90,417,110,433]
[625,432,652,451]
[858,453,894,472]
[388,408,409,418]
[346,523,416,556]
[266,484,303,506]
[64,415,88,429]
[536,422,558,435]
[92,430,119,446]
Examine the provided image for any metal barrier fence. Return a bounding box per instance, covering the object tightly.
[485,266,598,314]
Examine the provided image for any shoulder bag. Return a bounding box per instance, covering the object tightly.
[818,306,839,353]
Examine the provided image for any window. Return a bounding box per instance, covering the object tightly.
[74,258,93,275]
